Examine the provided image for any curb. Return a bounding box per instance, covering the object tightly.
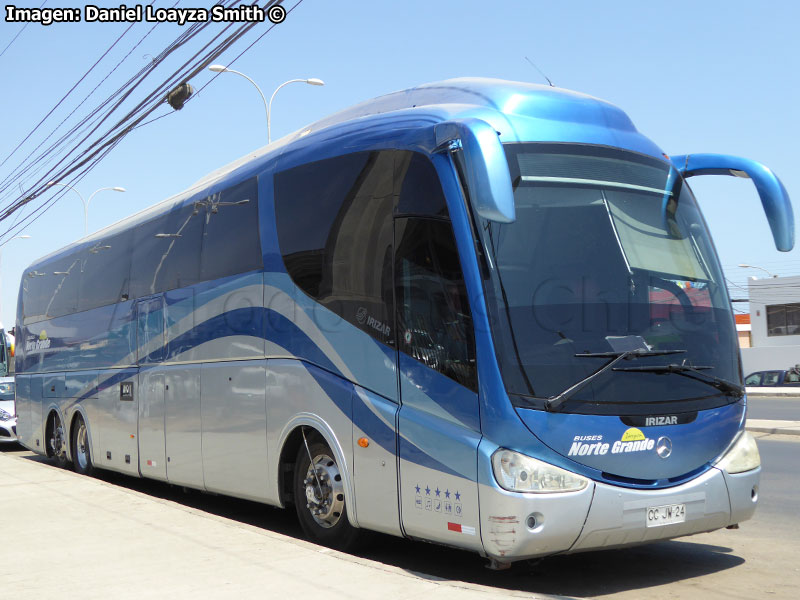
[745,420,800,437]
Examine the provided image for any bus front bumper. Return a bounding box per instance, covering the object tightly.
[479,465,759,563]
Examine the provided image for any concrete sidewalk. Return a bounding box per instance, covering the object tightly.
[746,419,800,436]
[0,453,542,600]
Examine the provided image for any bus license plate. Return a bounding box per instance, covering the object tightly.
[646,503,686,527]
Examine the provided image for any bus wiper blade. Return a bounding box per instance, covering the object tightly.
[543,349,682,412]
[612,364,744,397]
[575,349,687,359]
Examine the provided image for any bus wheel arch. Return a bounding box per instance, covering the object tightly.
[277,426,305,506]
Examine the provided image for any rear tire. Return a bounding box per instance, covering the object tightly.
[46,412,68,468]
[293,433,362,551]
[71,414,95,477]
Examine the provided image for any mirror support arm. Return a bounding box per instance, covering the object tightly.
[671,153,794,252]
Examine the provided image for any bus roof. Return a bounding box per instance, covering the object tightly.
[27,78,663,268]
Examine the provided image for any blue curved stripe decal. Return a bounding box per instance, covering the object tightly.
[303,361,465,479]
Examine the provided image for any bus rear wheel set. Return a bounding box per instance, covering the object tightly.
[45,411,95,476]
[45,416,361,550]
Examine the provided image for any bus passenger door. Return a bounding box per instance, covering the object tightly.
[394,217,483,551]
[136,296,167,480]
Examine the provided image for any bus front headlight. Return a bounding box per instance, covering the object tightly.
[715,431,761,474]
[492,449,589,493]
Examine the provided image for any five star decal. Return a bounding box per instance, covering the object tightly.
[414,483,462,517]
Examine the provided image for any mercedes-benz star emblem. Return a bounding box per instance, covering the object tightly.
[656,436,672,459]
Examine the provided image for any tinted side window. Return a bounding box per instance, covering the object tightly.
[276,152,373,297]
[395,152,449,217]
[78,231,133,311]
[23,267,50,322]
[44,253,81,318]
[395,217,476,391]
[275,151,395,345]
[130,202,203,298]
[200,176,262,281]
[23,251,82,322]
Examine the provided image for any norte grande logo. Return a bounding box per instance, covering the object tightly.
[25,330,52,353]
[568,428,657,457]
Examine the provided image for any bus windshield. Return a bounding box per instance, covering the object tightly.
[477,143,739,414]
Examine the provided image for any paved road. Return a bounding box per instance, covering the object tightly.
[747,395,800,421]
[2,433,798,599]
[750,435,797,527]
[357,434,800,598]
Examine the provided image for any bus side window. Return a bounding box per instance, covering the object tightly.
[395,217,477,391]
[130,203,203,298]
[79,230,133,310]
[275,151,396,346]
[200,176,262,282]
[39,254,80,319]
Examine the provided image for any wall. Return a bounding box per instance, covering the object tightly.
[741,346,800,375]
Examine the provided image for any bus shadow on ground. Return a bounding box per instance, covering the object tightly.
[16,450,744,597]
[360,538,743,597]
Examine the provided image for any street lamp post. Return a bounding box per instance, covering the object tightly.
[738,263,778,278]
[46,182,126,236]
[267,78,324,143]
[0,234,31,324]
[208,65,324,143]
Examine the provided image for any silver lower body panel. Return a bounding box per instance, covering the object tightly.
[479,466,760,562]
[569,467,747,553]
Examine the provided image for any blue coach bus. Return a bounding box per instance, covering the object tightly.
[15,78,792,566]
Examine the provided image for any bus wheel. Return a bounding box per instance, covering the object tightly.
[293,434,361,551]
[71,414,95,476]
[47,412,68,468]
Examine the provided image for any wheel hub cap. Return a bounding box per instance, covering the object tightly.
[303,453,345,528]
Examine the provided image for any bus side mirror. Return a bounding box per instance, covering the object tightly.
[434,119,516,223]
[671,153,794,252]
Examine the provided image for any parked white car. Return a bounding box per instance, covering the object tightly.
[0,377,16,444]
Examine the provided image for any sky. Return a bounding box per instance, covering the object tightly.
[0,0,799,330]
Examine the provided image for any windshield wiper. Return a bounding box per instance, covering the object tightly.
[543,349,686,412]
[575,349,687,359]
[612,363,744,397]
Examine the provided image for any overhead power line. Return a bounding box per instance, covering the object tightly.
[0,1,47,62]
[0,0,301,244]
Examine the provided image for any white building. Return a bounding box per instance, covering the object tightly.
[740,274,800,374]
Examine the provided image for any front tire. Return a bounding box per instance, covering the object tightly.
[293,433,361,551]
[71,414,95,476]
